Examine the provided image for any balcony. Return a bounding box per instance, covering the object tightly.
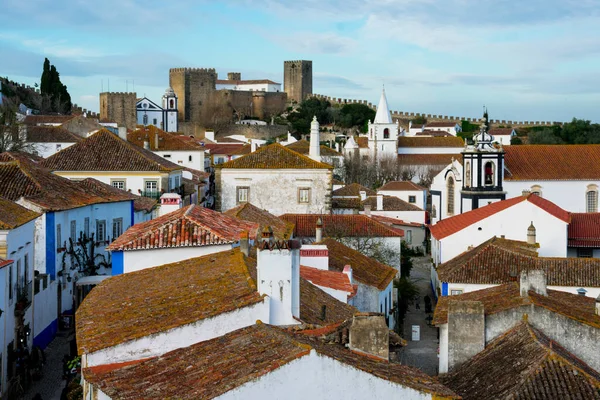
[15,282,33,316]
[141,191,162,200]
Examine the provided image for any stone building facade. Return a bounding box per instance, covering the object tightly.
[284,60,313,103]
[99,92,137,130]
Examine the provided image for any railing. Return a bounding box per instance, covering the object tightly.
[141,191,162,200]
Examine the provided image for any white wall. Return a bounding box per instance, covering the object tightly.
[438,323,449,373]
[299,245,329,270]
[216,82,281,92]
[398,147,463,155]
[33,280,58,343]
[362,210,426,225]
[445,282,600,300]
[86,299,270,367]
[156,150,205,173]
[504,180,600,213]
[122,244,233,274]
[430,161,462,224]
[31,142,77,159]
[378,189,426,210]
[219,169,332,215]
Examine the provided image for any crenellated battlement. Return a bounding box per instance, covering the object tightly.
[284,60,309,64]
[169,67,217,74]
[100,92,136,96]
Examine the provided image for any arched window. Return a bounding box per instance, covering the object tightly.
[447,177,455,216]
[465,161,471,188]
[143,114,148,125]
[531,185,542,197]
[432,205,437,219]
[484,162,494,186]
[169,99,174,108]
[383,128,390,139]
[587,185,598,212]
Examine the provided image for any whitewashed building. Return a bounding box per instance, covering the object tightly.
[377,181,427,211]
[361,89,399,162]
[25,126,82,158]
[216,74,281,92]
[136,88,178,132]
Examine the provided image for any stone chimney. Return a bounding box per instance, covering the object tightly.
[359,191,367,201]
[315,217,323,243]
[520,270,547,297]
[309,116,321,162]
[364,203,371,216]
[447,301,485,371]
[261,226,274,244]
[239,231,249,257]
[376,194,384,211]
[522,189,531,196]
[143,140,150,150]
[159,193,182,217]
[118,126,127,141]
[349,314,389,360]
[527,221,536,245]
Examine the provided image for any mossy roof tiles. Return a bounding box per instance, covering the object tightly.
[0,197,40,230]
[280,214,404,238]
[332,183,376,197]
[25,126,82,143]
[127,126,205,151]
[217,143,333,169]
[223,202,294,240]
[378,181,426,191]
[286,139,343,157]
[397,136,464,148]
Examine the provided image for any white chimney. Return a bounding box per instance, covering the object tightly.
[143,141,150,150]
[315,217,323,243]
[343,264,353,284]
[364,203,371,216]
[359,191,367,201]
[159,193,182,216]
[376,194,384,211]
[251,140,257,152]
[118,126,127,141]
[240,231,249,257]
[309,116,321,161]
[205,130,215,142]
[336,142,340,152]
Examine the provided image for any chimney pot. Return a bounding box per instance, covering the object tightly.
[376,194,384,211]
[364,203,371,216]
[595,295,600,316]
[143,141,150,150]
[240,231,249,256]
[315,217,323,243]
[359,191,367,201]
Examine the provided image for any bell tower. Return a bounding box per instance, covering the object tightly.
[460,115,506,212]
[162,87,178,132]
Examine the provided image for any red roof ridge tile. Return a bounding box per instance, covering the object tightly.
[300,265,354,293]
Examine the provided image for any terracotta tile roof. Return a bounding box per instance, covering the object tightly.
[107,204,259,251]
[204,143,245,156]
[397,153,461,166]
[0,197,40,230]
[441,321,600,400]
[569,213,600,247]
[416,129,453,137]
[356,136,369,148]
[437,236,600,287]
[322,238,397,290]
[127,126,204,151]
[398,136,464,148]
[504,145,600,181]
[76,249,264,355]
[299,276,357,325]
[280,214,404,238]
[76,178,156,213]
[430,194,570,240]
[371,215,424,228]
[432,282,600,328]
[25,126,82,143]
[378,181,426,191]
[229,144,252,156]
[332,178,344,186]
[217,143,333,170]
[488,127,515,136]
[300,265,354,293]
[425,122,459,128]
[0,154,125,211]
[216,79,280,85]
[331,197,363,209]
[286,139,343,157]
[23,115,76,125]
[223,202,294,240]
[84,323,459,399]
[0,258,13,269]
[362,195,423,212]
[40,129,182,172]
[332,183,375,197]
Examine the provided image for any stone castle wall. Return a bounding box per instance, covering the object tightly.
[99,92,137,129]
[284,60,313,103]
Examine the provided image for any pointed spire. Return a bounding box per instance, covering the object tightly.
[374,88,393,124]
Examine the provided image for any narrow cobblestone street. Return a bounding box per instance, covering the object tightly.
[400,256,439,376]
[19,329,75,400]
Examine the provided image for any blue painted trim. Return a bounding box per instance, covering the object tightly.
[442,282,449,296]
[46,212,56,279]
[112,251,124,275]
[130,200,135,227]
[33,319,58,350]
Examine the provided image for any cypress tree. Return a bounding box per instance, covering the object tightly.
[40,58,51,95]
[39,58,72,113]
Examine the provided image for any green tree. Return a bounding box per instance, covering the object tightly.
[287,97,331,134]
[528,128,563,144]
[339,103,376,133]
[40,57,72,113]
[412,115,427,125]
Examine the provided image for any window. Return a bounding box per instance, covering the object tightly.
[406,230,412,244]
[174,175,181,189]
[84,217,90,238]
[113,218,123,239]
[447,177,455,216]
[169,99,174,108]
[153,118,157,125]
[24,254,29,285]
[577,248,593,258]
[408,195,416,203]
[56,224,62,249]
[56,144,62,152]
[163,154,171,158]
[465,161,471,188]
[431,205,437,219]
[70,220,77,243]
[188,155,192,162]
[237,187,249,203]
[16,259,22,292]
[383,128,390,139]
[9,264,13,301]
[484,162,494,186]
[96,220,106,242]
[112,180,126,190]
[146,181,158,193]
[587,188,598,213]
[143,114,148,125]
[298,188,311,204]
[450,289,463,295]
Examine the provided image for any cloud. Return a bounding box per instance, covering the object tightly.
[272,32,357,55]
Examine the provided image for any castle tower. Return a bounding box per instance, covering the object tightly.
[460,115,506,212]
[162,87,178,132]
[367,88,399,161]
[99,92,137,130]
[227,72,241,81]
[284,60,313,103]
[169,68,217,124]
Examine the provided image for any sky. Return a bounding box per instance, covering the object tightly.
[1,0,600,122]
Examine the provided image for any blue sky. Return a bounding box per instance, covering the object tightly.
[2,0,600,122]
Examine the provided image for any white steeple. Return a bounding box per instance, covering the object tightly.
[374,88,393,124]
[309,115,321,161]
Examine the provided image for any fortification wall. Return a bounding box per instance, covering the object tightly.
[312,93,563,127]
[99,92,137,129]
[220,124,289,140]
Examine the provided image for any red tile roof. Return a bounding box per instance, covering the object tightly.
[0,197,40,230]
[128,126,205,151]
[300,265,354,294]
[280,214,404,238]
[76,249,264,355]
[299,277,357,324]
[504,145,600,181]
[25,126,82,143]
[218,143,333,170]
[322,238,397,290]
[286,139,342,157]
[437,236,600,287]
[223,202,294,240]
[362,195,423,212]
[107,204,259,251]
[416,130,453,137]
[442,321,600,400]
[204,143,245,156]
[488,127,515,136]
[83,323,459,399]
[23,115,76,125]
[76,178,156,213]
[371,215,424,228]
[332,183,376,197]
[569,213,600,247]
[0,258,13,269]
[398,137,464,148]
[430,194,570,240]
[40,129,183,172]
[433,282,600,328]
[378,181,426,191]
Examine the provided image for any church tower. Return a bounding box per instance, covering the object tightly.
[460,115,506,212]
[367,88,399,161]
[162,87,178,132]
